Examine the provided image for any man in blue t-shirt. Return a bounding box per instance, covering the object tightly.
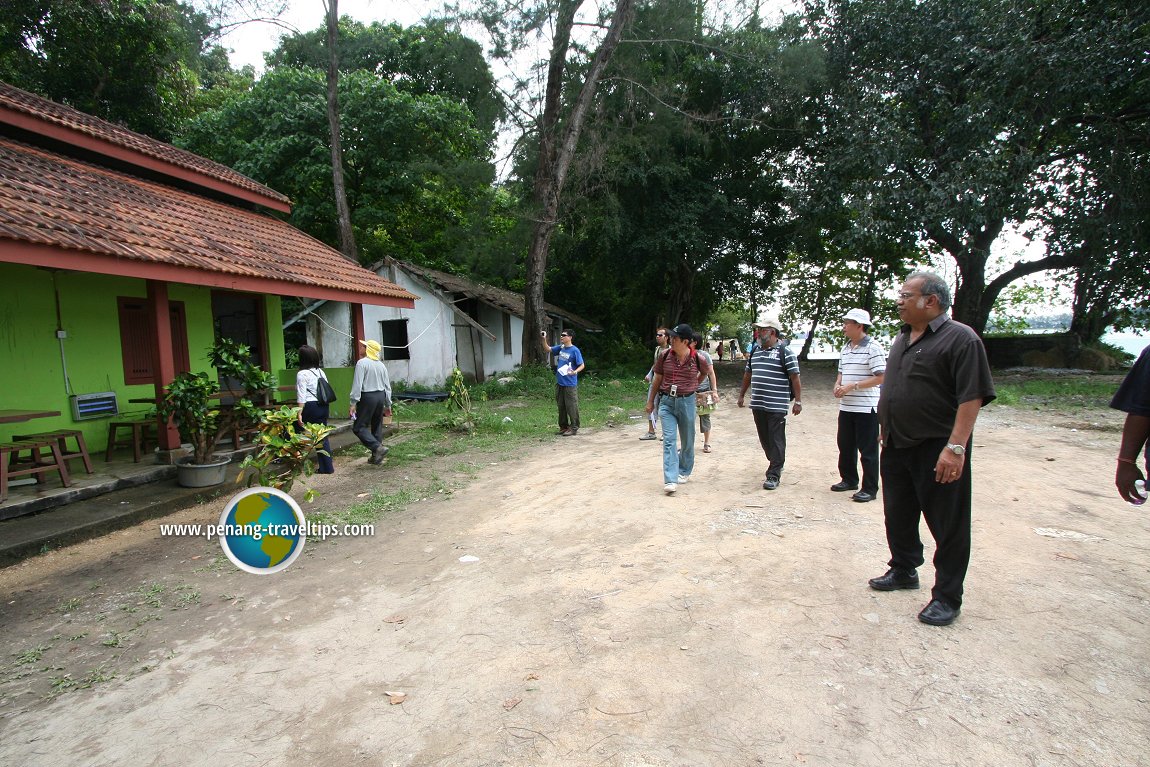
[541,329,586,436]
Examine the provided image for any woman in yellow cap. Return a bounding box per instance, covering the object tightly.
[350,339,393,464]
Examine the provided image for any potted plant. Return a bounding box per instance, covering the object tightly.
[238,405,334,502]
[159,339,276,488]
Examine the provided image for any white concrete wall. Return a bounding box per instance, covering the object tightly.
[309,303,354,367]
[361,269,457,387]
[475,302,522,379]
[304,267,531,386]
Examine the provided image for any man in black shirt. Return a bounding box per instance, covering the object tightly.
[869,271,995,626]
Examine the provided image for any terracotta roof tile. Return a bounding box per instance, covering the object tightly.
[0,81,288,206]
[0,137,416,303]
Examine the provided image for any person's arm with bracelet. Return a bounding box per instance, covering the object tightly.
[1116,413,1149,503]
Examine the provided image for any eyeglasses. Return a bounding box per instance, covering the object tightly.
[897,291,921,300]
[656,333,666,337]
[560,333,570,338]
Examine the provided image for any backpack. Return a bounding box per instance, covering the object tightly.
[314,370,337,405]
[750,345,797,400]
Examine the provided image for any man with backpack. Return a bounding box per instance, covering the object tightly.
[737,317,802,490]
[646,323,712,495]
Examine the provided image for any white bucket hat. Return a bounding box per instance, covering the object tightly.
[842,308,872,326]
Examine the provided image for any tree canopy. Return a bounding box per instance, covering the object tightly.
[802,0,1150,335]
[178,66,496,268]
[4,0,1147,351]
[1,0,225,140]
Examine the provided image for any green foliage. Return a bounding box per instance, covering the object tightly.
[177,66,497,269]
[268,18,503,140]
[238,406,334,502]
[707,302,754,344]
[0,0,216,141]
[804,0,1150,333]
[158,339,276,464]
[438,368,477,433]
[987,282,1050,334]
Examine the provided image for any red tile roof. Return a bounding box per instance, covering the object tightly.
[0,136,416,305]
[0,81,289,209]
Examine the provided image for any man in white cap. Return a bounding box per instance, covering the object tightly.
[350,339,393,464]
[831,308,886,502]
[737,317,801,490]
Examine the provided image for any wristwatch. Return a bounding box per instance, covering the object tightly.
[946,443,966,456]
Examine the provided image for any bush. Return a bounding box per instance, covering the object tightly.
[1080,340,1135,370]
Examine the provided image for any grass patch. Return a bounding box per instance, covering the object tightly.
[49,665,115,694]
[310,486,423,528]
[56,597,83,613]
[14,644,52,664]
[318,366,654,525]
[992,376,1121,408]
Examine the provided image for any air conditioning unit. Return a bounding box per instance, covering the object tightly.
[70,391,119,420]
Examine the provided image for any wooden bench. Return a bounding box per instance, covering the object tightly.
[1,438,73,503]
[105,418,157,463]
[12,429,94,475]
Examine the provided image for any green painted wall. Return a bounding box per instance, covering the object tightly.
[277,366,354,420]
[0,263,286,450]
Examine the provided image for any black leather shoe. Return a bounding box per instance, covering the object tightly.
[762,477,779,490]
[918,599,960,626]
[868,568,919,591]
[851,491,876,503]
[830,481,858,492]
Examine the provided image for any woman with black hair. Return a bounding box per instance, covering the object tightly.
[296,345,335,474]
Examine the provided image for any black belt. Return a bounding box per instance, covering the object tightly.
[659,390,697,397]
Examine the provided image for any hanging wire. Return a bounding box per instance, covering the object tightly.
[296,299,449,350]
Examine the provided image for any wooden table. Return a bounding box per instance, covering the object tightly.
[0,409,61,424]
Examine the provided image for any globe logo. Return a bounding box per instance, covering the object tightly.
[218,487,306,574]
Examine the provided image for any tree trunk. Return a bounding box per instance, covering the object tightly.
[521,0,636,365]
[324,0,357,262]
[665,256,695,327]
[1069,256,1114,344]
[800,257,832,361]
[930,220,1002,335]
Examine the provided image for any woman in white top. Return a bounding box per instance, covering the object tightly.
[296,345,335,474]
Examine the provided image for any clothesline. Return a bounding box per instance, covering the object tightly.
[298,301,448,350]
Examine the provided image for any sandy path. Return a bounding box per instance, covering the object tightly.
[1,369,1147,766]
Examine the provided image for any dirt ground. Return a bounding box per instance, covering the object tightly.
[1,366,1147,767]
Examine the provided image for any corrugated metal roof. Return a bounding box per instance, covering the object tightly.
[0,137,416,303]
[396,261,602,331]
[0,81,289,206]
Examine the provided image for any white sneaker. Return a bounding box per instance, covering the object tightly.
[677,474,689,483]
[664,483,677,494]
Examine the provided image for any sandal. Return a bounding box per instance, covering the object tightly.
[703,444,712,453]
[639,432,657,440]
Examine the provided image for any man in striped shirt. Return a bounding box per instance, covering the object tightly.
[831,309,886,502]
[736,317,802,490]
